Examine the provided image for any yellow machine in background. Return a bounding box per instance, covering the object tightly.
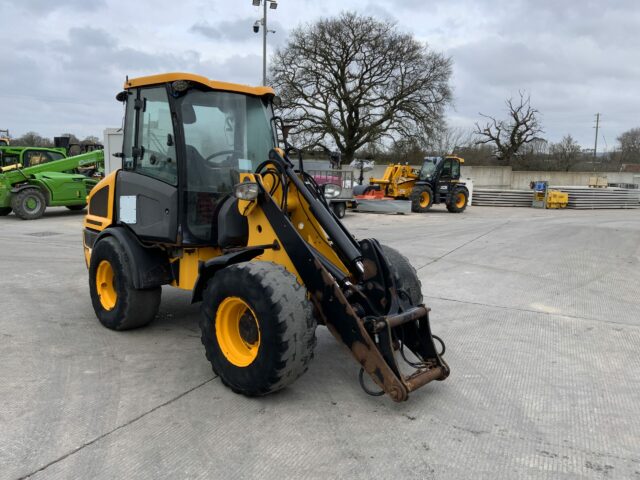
[0,129,9,146]
[368,163,418,198]
[531,181,568,209]
[356,156,469,213]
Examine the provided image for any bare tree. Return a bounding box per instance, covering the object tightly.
[270,12,453,164]
[617,127,640,163]
[474,92,543,164]
[550,135,581,171]
[13,131,53,147]
[428,127,474,156]
[60,133,81,145]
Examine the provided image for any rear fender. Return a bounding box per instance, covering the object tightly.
[91,226,172,289]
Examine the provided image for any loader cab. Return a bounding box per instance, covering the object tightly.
[115,74,277,246]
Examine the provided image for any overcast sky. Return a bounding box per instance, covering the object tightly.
[1,0,638,150]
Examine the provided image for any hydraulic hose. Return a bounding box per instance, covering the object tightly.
[267,150,364,274]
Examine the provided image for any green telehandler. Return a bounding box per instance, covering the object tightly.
[0,149,104,220]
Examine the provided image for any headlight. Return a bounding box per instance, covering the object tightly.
[323,183,341,199]
[233,182,259,201]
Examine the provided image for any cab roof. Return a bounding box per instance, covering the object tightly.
[124,72,275,97]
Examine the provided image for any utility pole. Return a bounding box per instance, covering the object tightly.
[593,113,600,158]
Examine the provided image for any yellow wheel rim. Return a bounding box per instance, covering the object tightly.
[215,297,261,367]
[419,191,430,208]
[96,260,117,311]
[455,192,466,208]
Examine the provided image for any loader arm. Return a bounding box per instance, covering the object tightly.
[246,150,449,401]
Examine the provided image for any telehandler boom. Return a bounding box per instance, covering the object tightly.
[83,73,448,401]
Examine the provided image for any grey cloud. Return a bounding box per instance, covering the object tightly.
[191,17,287,44]
[2,0,106,13]
[2,0,639,147]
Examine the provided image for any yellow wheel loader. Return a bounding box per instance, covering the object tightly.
[83,73,448,401]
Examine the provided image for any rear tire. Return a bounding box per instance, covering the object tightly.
[447,188,468,213]
[410,185,433,213]
[200,261,317,396]
[380,244,423,305]
[89,236,161,330]
[66,204,87,211]
[332,202,346,218]
[11,188,46,220]
[0,207,11,216]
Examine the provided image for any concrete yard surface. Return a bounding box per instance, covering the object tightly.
[1,206,639,479]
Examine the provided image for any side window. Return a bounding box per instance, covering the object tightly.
[134,87,177,185]
[451,159,460,178]
[441,159,452,177]
[24,150,50,167]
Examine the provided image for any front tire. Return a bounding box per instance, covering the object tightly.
[447,188,468,213]
[410,185,433,213]
[200,261,317,396]
[89,236,161,330]
[380,244,423,305]
[11,188,46,220]
[0,207,11,216]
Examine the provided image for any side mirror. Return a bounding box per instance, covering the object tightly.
[282,124,294,143]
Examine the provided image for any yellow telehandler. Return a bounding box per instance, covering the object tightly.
[358,157,469,213]
[83,73,448,401]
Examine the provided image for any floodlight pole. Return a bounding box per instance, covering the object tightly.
[253,0,276,85]
[262,0,267,85]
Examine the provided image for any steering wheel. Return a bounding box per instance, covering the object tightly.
[204,149,241,167]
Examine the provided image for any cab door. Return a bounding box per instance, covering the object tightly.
[116,86,179,243]
[438,158,460,197]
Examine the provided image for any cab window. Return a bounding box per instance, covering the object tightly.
[450,159,460,178]
[441,158,452,177]
[177,89,275,243]
[24,150,61,167]
[133,87,177,185]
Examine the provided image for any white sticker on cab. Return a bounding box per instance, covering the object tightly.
[119,195,137,224]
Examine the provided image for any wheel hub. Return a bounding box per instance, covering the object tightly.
[420,191,430,207]
[215,297,261,367]
[24,196,40,212]
[96,260,117,310]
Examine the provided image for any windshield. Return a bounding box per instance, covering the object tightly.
[178,89,275,184]
[177,89,276,243]
[419,157,439,179]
